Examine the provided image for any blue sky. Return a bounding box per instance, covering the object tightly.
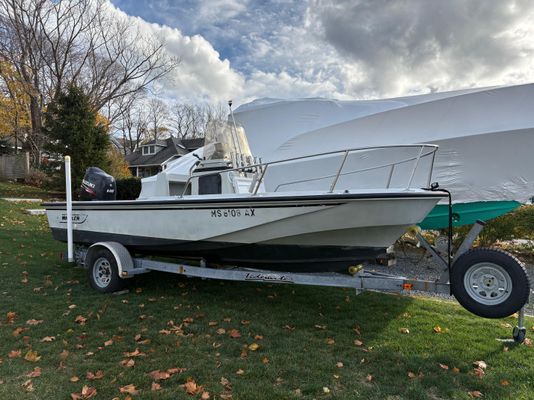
[111,0,308,76]
[108,0,534,105]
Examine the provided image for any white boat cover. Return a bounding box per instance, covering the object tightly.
[233,84,534,204]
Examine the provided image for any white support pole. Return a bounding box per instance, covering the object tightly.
[65,155,73,262]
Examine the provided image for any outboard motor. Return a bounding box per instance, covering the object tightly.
[80,167,116,201]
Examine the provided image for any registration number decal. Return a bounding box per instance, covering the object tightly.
[211,208,255,218]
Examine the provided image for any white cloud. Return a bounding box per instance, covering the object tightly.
[107,0,534,105]
[107,2,244,103]
[306,0,534,97]
[198,0,249,25]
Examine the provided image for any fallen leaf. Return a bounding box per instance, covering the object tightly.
[26,367,42,378]
[408,372,416,379]
[468,390,483,398]
[86,370,104,380]
[283,325,295,331]
[323,387,330,393]
[74,315,87,325]
[201,391,210,399]
[120,358,135,368]
[433,326,442,333]
[24,350,41,362]
[452,367,460,373]
[248,343,259,351]
[8,349,21,359]
[104,339,113,346]
[326,338,335,345]
[148,370,171,381]
[315,324,326,330]
[70,376,80,383]
[354,339,363,346]
[6,312,17,324]
[240,320,250,325]
[216,328,226,335]
[59,349,70,361]
[254,335,263,340]
[208,321,218,327]
[182,378,201,395]
[439,363,449,370]
[119,384,139,395]
[22,379,33,392]
[220,377,231,388]
[366,374,373,382]
[473,361,487,370]
[123,349,145,357]
[228,329,241,338]
[167,367,187,375]
[336,362,343,368]
[399,328,410,334]
[473,368,485,378]
[71,385,97,399]
[41,336,56,342]
[151,382,161,391]
[68,304,77,309]
[12,327,26,337]
[236,369,245,375]
[500,380,510,386]
[262,357,269,364]
[26,319,43,326]
[523,338,532,347]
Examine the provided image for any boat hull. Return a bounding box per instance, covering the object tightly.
[44,192,444,272]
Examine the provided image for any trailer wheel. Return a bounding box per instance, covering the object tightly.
[451,248,529,319]
[513,326,526,343]
[86,248,127,293]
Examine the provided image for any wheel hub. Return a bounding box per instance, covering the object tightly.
[464,262,512,305]
[93,257,112,288]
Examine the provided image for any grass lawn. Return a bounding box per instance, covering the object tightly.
[1,198,534,399]
[0,180,62,199]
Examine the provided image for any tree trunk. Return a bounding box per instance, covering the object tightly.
[29,95,42,166]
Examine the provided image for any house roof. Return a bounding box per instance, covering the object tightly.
[181,138,205,151]
[141,139,167,147]
[126,137,188,167]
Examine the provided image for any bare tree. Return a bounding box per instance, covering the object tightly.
[146,98,170,141]
[0,0,178,164]
[169,102,227,139]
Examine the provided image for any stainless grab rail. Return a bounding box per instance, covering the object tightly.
[180,144,439,197]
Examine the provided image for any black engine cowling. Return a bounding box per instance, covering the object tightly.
[80,167,116,201]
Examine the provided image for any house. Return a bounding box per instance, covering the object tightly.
[125,137,204,177]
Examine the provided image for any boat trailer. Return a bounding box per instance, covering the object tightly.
[73,219,530,344]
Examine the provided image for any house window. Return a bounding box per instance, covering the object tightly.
[142,145,157,155]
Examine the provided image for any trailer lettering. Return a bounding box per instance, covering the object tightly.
[244,272,292,283]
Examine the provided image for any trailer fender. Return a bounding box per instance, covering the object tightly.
[87,242,134,278]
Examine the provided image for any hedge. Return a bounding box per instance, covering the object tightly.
[116,177,142,200]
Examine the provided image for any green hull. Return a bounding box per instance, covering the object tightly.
[419,201,521,230]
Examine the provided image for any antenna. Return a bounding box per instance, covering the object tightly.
[228,99,243,164]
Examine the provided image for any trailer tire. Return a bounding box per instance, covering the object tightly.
[451,248,529,319]
[86,248,127,293]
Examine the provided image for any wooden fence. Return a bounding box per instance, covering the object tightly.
[0,152,30,180]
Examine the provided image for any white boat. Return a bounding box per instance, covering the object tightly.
[232,84,534,229]
[43,120,532,325]
[44,121,445,273]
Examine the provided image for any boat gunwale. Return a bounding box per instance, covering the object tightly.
[42,190,447,209]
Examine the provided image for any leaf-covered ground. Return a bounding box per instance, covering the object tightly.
[0,198,534,399]
[0,181,60,199]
